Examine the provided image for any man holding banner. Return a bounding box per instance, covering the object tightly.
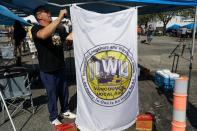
[31,6,76,125]
[71,5,139,131]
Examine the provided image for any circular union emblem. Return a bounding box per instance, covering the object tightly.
[81,44,136,107]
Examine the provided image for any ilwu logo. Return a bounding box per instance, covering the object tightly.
[81,44,136,107]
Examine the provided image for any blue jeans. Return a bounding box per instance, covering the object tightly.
[40,68,69,121]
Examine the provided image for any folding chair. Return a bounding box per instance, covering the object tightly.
[0,67,34,128]
[0,84,16,131]
[0,46,15,66]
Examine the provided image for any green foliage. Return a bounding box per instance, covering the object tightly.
[138,14,154,26]
[177,8,195,18]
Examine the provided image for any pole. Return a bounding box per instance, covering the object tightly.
[0,91,17,131]
[191,7,197,61]
[188,6,197,107]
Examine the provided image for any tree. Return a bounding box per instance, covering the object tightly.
[138,14,155,28]
[178,8,195,18]
[138,8,196,36]
[156,8,195,35]
[156,11,175,35]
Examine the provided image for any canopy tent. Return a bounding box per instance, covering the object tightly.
[167,24,181,30]
[0,1,196,131]
[110,0,197,6]
[184,23,197,29]
[0,5,29,26]
[0,0,196,16]
[108,0,197,14]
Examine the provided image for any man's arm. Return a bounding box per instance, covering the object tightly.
[36,9,67,40]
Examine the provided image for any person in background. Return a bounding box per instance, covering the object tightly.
[137,25,142,39]
[5,26,13,46]
[26,20,37,59]
[31,6,76,125]
[180,26,187,42]
[146,24,154,45]
[13,20,26,66]
[141,25,145,35]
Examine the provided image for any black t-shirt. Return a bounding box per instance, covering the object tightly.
[31,24,68,72]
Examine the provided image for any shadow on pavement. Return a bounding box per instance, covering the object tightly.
[18,114,33,131]
[32,95,48,112]
[155,83,197,130]
[156,88,173,104]
[68,93,77,112]
[65,57,76,86]
[138,64,153,81]
[187,102,197,129]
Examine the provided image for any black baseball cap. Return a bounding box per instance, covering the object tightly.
[33,5,50,16]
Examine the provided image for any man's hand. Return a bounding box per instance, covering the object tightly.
[36,9,68,40]
[58,9,67,20]
[65,32,73,46]
[66,32,73,41]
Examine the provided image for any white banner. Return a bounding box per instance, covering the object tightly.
[70,5,138,131]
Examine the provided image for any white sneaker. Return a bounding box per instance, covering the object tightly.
[61,111,76,119]
[51,118,62,125]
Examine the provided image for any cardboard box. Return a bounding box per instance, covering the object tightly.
[136,114,154,131]
[54,123,77,131]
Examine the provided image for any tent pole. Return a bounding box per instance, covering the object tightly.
[0,91,17,131]
[45,1,105,7]
[188,6,197,107]
[191,7,197,59]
